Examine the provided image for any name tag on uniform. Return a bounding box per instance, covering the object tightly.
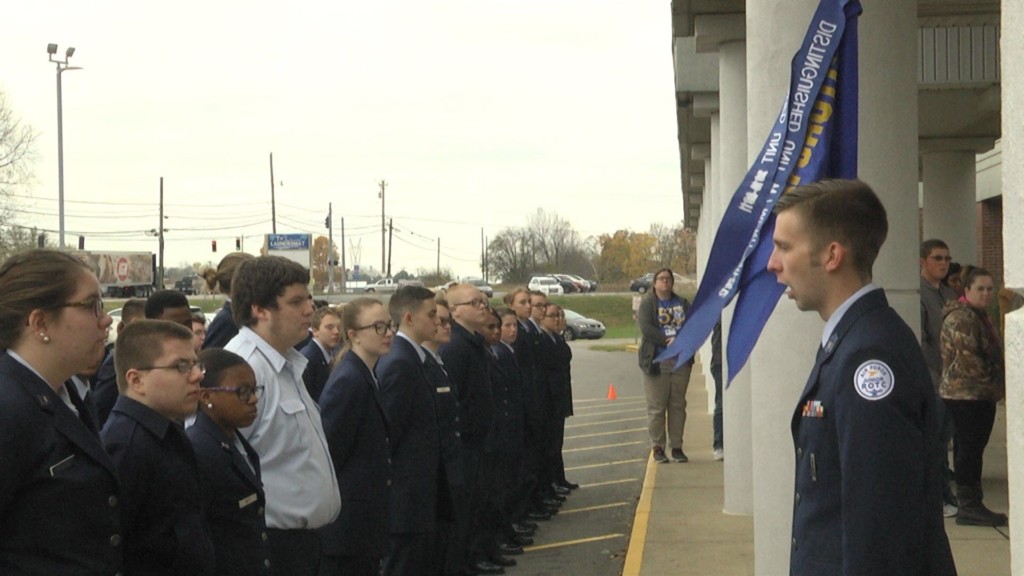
[49,454,75,476]
[802,400,824,418]
[238,493,258,509]
[437,386,451,393]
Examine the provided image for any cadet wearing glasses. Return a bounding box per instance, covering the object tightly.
[101,319,215,575]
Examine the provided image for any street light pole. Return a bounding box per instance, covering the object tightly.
[47,43,80,250]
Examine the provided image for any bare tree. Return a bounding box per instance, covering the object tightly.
[0,90,38,261]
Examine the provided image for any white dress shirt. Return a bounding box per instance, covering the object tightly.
[225,327,341,529]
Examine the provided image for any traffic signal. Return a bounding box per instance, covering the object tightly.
[235,237,241,250]
[325,215,331,229]
[212,240,217,252]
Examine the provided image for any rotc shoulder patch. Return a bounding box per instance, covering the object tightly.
[853,360,894,401]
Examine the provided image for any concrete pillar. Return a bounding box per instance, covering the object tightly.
[921,150,978,266]
[745,1,920,574]
[1001,0,1024,571]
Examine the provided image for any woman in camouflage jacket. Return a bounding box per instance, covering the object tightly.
[939,265,1006,526]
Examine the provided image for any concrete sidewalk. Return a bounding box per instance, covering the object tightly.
[622,364,1011,576]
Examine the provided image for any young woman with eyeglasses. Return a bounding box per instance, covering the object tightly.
[318,297,394,576]
[0,249,121,574]
[187,348,271,575]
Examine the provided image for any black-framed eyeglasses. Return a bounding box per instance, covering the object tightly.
[452,299,488,309]
[137,360,206,376]
[57,297,105,318]
[352,321,395,336]
[206,385,264,401]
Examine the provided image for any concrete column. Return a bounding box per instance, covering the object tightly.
[719,39,753,516]
[1001,0,1024,571]
[921,150,978,265]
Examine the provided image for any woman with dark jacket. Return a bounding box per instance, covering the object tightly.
[187,348,271,575]
[940,265,1006,526]
[636,268,693,464]
[202,252,255,349]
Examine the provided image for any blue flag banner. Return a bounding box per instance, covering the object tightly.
[655,0,862,383]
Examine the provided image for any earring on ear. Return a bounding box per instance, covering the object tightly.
[206,403,214,409]
[40,333,50,344]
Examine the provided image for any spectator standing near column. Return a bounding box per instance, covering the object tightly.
[637,268,693,464]
[224,256,340,576]
[919,239,959,517]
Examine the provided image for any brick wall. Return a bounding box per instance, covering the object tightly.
[977,196,1004,287]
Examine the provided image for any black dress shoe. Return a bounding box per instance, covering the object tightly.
[526,510,551,521]
[488,554,517,567]
[559,480,580,490]
[472,560,506,574]
[542,497,564,507]
[512,535,534,546]
[512,523,535,536]
[498,542,524,555]
[551,483,571,495]
[544,506,559,515]
[517,520,539,530]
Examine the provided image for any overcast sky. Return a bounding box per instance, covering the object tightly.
[4,1,684,278]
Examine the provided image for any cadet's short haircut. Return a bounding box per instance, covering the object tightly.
[145,290,190,319]
[773,179,887,281]
[389,285,436,325]
[920,239,949,260]
[496,307,517,320]
[115,320,193,393]
[230,256,310,328]
[312,306,340,330]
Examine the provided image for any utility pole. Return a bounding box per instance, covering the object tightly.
[326,202,334,294]
[386,218,393,278]
[480,228,485,279]
[378,179,387,275]
[158,177,165,288]
[340,217,347,294]
[269,153,277,234]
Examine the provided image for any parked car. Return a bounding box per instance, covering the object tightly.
[363,278,424,293]
[465,278,495,298]
[564,274,596,292]
[554,274,587,293]
[629,273,655,293]
[174,275,199,295]
[562,309,606,341]
[528,276,564,296]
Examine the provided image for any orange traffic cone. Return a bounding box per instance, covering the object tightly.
[607,384,617,400]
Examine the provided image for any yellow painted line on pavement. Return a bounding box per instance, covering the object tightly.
[573,395,644,404]
[580,478,638,489]
[566,458,645,471]
[622,453,657,576]
[563,441,644,453]
[559,502,630,515]
[523,533,626,553]
[574,399,646,410]
[566,416,646,429]
[571,407,648,418]
[565,427,646,440]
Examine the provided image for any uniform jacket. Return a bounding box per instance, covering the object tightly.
[514,319,547,427]
[423,352,464,517]
[318,350,391,558]
[536,331,573,419]
[487,344,526,453]
[790,289,955,576]
[203,301,237,350]
[439,322,494,450]
[0,352,124,575]
[940,298,1004,402]
[298,338,331,403]
[552,334,574,418]
[91,351,119,428]
[186,411,271,576]
[376,335,441,533]
[102,396,215,576]
[636,291,692,374]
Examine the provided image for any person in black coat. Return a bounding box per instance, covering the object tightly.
[299,307,342,403]
[202,252,255,350]
[188,348,272,576]
[768,179,955,576]
[543,304,574,489]
[376,286,443,575]
[0,249,122,575]
[318,298,394,576]
[93,297,146,427]
[101,320,215,576]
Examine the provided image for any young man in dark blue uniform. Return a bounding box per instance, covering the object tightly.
[767,179,956,576]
